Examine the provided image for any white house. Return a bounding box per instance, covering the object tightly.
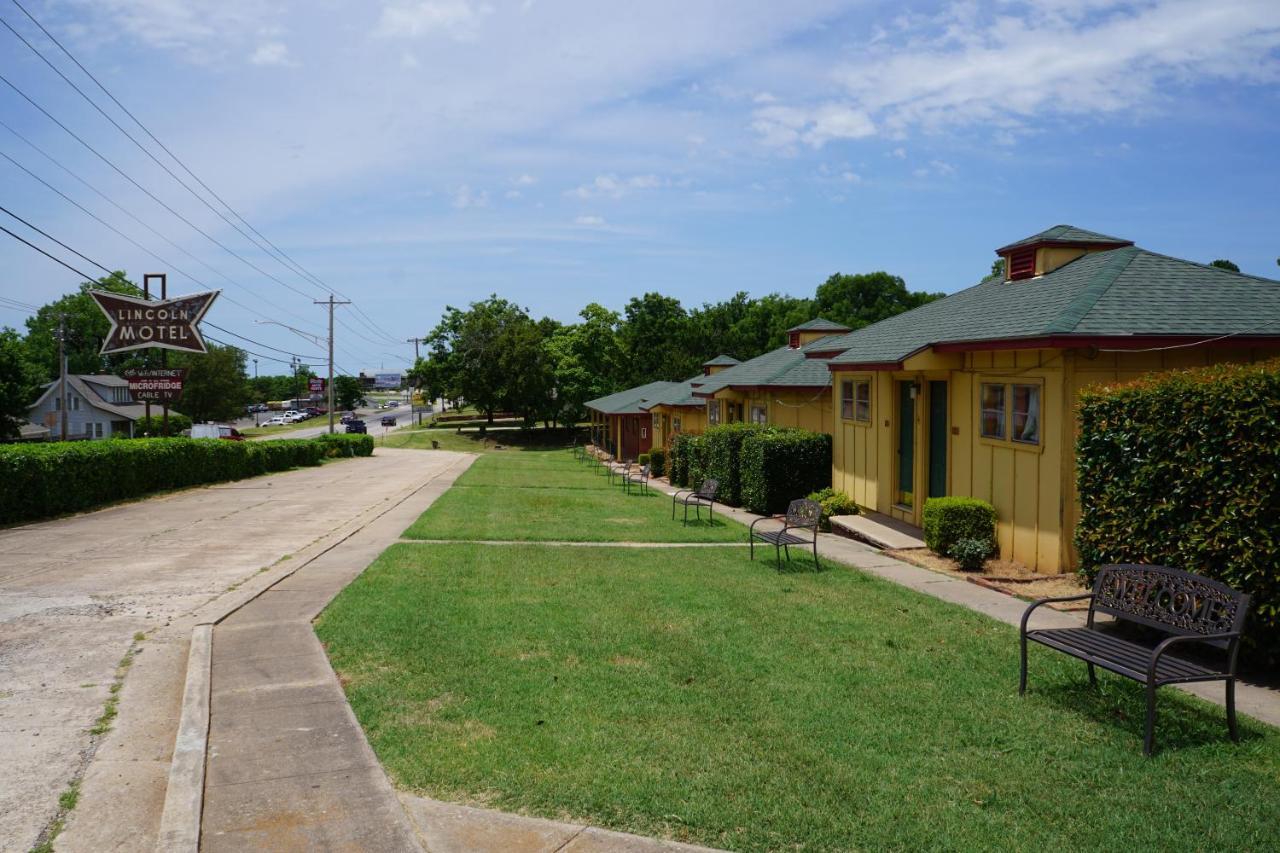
[26,375,160,440]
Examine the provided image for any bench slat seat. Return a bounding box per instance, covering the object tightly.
[751,530,813,548]
[1026,627,1219,684]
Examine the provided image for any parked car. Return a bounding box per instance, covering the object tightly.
[345,419,367,434]
[340,411,356,424]
[264,416,288,427]
[191,423,245,441]
[380,415,398,427]
[382,400,400,408]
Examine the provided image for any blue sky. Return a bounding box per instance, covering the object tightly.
[2,0,1279,372]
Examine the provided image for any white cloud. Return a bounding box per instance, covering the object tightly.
[514,174,537,186]
[891,146,906,158]
[752,103,875,149]
[569,173,664,199]
[249,41,295,66]
[375,0,493,40]
[574,215,606,227]
[452,184,489,208]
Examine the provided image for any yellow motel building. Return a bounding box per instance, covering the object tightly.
[816,226,1280,573]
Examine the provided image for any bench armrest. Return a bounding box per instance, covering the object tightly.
[672,488,693,499]
[781,522,818,540]
[1147,631,1243,681]
[1019,593,1095,636]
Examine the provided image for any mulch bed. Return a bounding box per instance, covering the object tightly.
[885,548,1090,610]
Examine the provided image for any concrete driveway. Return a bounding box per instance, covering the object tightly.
[0,447,469,852]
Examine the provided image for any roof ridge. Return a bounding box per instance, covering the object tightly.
[1045,246,1139,334]
[1133,248,1280,286]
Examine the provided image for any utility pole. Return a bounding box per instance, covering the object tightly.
[407,337,425,421]
[56,313,68,441]
[315,295,350,434]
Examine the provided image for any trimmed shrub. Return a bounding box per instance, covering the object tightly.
[133,413,193,436]
[739,428,831,515]
[704,422,764,507]
[922,497,996,556]
[648,448,665,478]
[1075,359,1280,667]
[315,433,374,458]
[0,436,351,525]
[637,452,650,466]
[949,537,994,571]
[807,487,858,532]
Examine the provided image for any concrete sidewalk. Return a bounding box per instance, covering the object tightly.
[199,453,474,851]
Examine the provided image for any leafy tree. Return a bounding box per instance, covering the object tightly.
[169,343,249,422]
[0,327,43,440]
[1209,259,1240,272]
[814,271,941,332]
[545,304,624,424]
[619,292,692,385]
[23,272,144,381]
[334,375,364,411]
[991,257,1006,279]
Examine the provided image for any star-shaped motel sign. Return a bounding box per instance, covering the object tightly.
[88,289,220,355]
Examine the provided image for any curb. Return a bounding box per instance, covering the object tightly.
[154,624,211,853]
[151,452,472,852]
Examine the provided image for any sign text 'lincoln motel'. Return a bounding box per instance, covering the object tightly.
[89,290,220,355]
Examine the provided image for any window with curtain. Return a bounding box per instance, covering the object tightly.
[750,404,767,424]
[854,380,871,422]
[1012,384,1041,445]
[980,383,1006,439]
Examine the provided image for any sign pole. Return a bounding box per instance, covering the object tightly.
[142,277,151,434]
[159,275,169,437]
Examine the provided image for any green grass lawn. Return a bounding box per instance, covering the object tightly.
[381,425,583,454]
[317,542,1280,852]
[401,450,742,542]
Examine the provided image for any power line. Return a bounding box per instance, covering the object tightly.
[7,0,407,347]
[0,70,325,304]
[1,201,111,274]
[1,9,332,302]
[0,134,327,335]
[1,208,330,363]
[0,220,98,280]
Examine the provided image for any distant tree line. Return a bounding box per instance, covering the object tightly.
[408,272,944,426]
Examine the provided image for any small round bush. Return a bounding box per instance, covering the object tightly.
[948,537,994,571]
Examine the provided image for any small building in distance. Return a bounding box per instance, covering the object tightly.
[26,374,158,440]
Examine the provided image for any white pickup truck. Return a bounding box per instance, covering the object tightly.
[190,424,246,441]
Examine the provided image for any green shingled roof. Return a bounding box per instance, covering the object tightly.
[825,246,1280,367]
[585,380,680,414]
[638,375,707,409]
[702,354,741,367]
[996,224,1133,253]
[787,317,851,333]
[691,335,842,395]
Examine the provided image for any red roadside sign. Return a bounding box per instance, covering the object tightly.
[123,367,187,402]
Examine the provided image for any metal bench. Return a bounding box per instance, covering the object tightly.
[749,498,821,571]
[623,464,649,494]
[607,460,630,486]
[1020,564,1250,755]
[671,478,719,525]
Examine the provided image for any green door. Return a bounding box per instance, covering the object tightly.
[897,381,915,507]
[928,381,948,498]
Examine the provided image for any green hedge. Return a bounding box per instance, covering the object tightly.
[739,428,831,515]
[922,496,997,555]
[1076,359,1280,667]
[687,434,712,490]
[648,448,665,478]
[0,436,353,525]
[704,422,763,507]
[315,433,374,458]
